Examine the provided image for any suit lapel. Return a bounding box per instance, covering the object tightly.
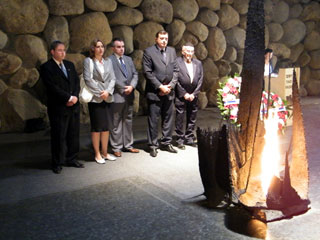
[192,61,197,84]
[118,55,128,78]
[52,59,69,81]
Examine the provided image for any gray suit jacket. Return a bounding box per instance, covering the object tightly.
[175,56,203,99]
[143,45,179,101]
[109,54,138,104]
[83,57,116,103]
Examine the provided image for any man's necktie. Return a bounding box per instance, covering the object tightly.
[119,57,128,78]
[160,49,166,62]
[60,63,68,78]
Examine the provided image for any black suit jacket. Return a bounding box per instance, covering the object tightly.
[175,56,203,99]
[143,45,179,101]
[40,58,80,114]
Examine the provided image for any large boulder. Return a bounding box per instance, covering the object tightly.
[130,50,144,72]
[166,19,186,46]
[43,16,70,49]
[217,5,239,31]
[176,32,199,51]
[306,80,320,96]
[305,21,315,35]
[297,51,311,67]
[205,27,226,61]
[116,0,142,8]
[300,66,311,85]
[0,0,49,34]
[239,15,247,30]
[9,67,39,89]
[281,19,306,47]
[85,0,117,12]
[0,30,8,49]
[197,9,219,27]
[264,0,274,23]
[289,4,303,18]
[206,81,220,106]
[65,53,86,75]
[289,43,304,63]
[268,43,291,59]
[311,70,320,80]
[133,89,140,115]
[194,42,208,61]
[202,58,219,91]
[198,92,208,110]
[107,7,143,26]
[196,0,221,11]
[172,0,199,22]
[230,62,242,76]
[186,21,209,42]
[309,50,320,69]
[112,26,134,55]
[236,49,244,64]
[224,27,246,49]
[272,1,289,24]
[70,12,113,53]
[0,52,22,75]
[48,0,84,15]
[232,0,249,15]
[223,46,237,62]
[15,35,48,68]
[304,31,320,51]
[0,88,47,132]
[300,2,320,21]
[216,60,231,77]
[133,22,163,50]
[0,79,8,95]
[268,23,284,42]
[141,0,173,24]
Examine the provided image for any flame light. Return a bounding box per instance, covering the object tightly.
[260,110,281,195]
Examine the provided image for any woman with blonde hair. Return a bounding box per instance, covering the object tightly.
[83,39,117,163]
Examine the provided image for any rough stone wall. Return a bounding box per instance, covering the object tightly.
[0,0,319,132]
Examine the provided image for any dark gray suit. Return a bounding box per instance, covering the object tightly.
[109,54,138,152]
[175,56,203,145]
[143,45,179,148]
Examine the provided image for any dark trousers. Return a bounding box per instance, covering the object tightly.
[147,98,174,148]
[48,108,80,167]
[175,97,198,144]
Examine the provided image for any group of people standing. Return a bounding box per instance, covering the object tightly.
[40,30,203,174]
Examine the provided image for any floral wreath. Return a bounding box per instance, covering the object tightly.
[217,75,288,131]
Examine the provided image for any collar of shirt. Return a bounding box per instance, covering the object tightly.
[52,57,63,66]
[94,58,105,65]
[155,45,166,53]
[114,53,124,60]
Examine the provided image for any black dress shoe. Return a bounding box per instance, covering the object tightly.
[52,166,62,174]
[66,160,84,168]
[150,148,157,157]
[177,144,186,150]
[161,144,178,153]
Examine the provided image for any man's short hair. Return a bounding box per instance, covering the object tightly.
[111,37,124,47]
[155,30,168,38]
[265,48,273,54]
[50,40,64,51]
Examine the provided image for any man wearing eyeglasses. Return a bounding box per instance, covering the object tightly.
[175,43,203,149]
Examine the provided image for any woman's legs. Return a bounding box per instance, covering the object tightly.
[91,132,102,160]
[100,131,109,156]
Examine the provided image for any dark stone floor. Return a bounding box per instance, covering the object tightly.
[0,98,320,240]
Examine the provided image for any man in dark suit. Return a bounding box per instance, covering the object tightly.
[175,43,203,149]
[40,40,84,174]
[109,38,139,157]
[143,30,179,157]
